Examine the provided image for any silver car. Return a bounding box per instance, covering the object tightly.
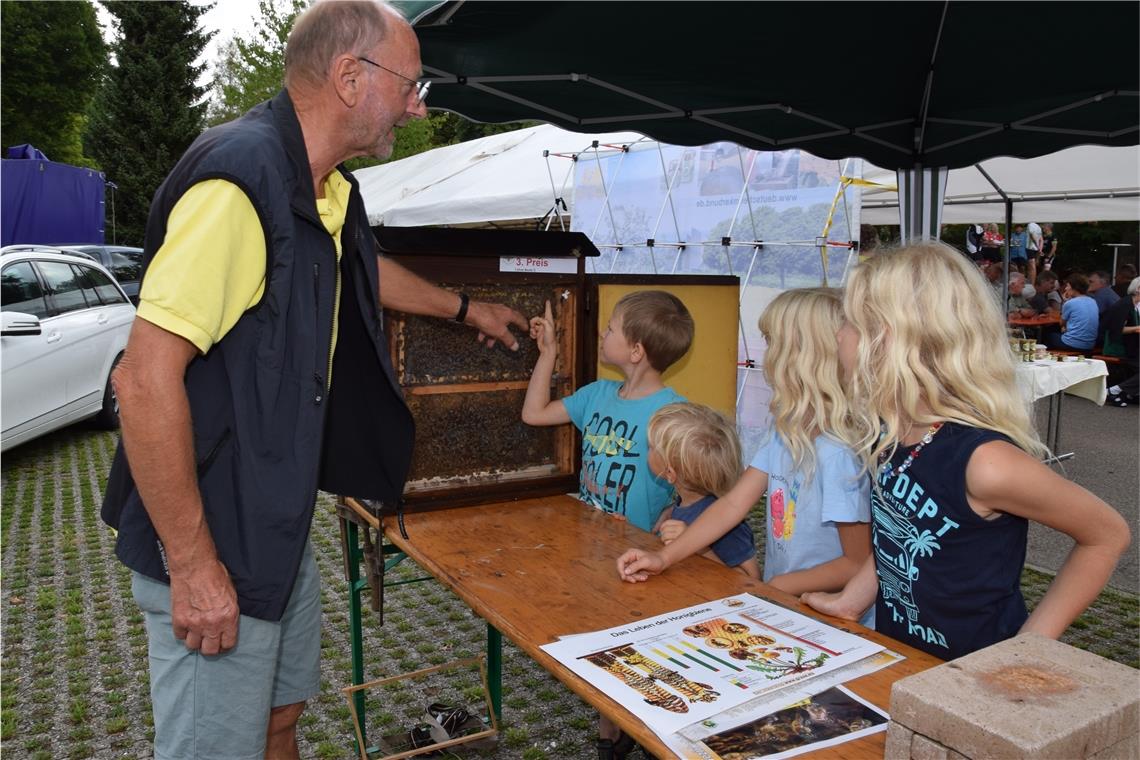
[1,247,135,451]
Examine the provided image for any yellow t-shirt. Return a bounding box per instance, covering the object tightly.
[139,174,352,362]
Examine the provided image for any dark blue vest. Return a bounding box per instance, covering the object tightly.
[102,91,414,621]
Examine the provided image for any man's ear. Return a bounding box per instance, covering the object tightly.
[630,341,646,364]
[331,54,364,107]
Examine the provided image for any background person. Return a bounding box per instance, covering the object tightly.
[1044,273,1098,354]
[1026,221,1043,281]
[1040,222,1058,272]
[1029,271,1063,314]
[1112,263,1138,298]
[100,3,527,758]
[1102,276,1140,406]
[1006,272,1036,319]
[1008,223,1028,272]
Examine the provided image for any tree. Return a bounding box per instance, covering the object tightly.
[0,1,105,166]
[207,0,535,171]
[86,1,213,245]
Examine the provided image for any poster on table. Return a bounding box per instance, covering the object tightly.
[675,685,889,760]
[663,650,903,759]
[540,594,883,738]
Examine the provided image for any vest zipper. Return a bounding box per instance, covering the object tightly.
[328,258,340,388]
[312,264,324,404]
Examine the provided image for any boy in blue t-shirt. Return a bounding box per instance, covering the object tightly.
[522,291,694,532]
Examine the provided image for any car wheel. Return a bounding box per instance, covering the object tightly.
[94,354,123,430]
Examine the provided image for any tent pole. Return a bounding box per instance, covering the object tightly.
[974,163,1012,308]
[897,163,948,243]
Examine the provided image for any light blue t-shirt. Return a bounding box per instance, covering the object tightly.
[562,380,684,531]
[1061,295,1099,349]
[751,431,874,627]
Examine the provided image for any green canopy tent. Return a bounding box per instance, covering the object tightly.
[395,1,1138,241]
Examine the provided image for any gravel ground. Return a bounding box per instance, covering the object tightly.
[2,426,1137,759]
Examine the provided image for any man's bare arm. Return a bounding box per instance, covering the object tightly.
[376,256,528,350]
[114,318,238,655]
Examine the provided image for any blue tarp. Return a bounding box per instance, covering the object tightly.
[1,146,106,246]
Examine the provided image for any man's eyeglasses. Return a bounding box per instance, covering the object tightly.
[357,56,430,104]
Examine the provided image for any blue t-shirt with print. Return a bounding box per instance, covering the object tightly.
[671,494,757,568]
[562,380,684,531]
[1061,295,1099,349]
[1008,231,1028,260]
[751,431,873,627]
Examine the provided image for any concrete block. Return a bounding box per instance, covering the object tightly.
[889,633,1140,758]
[884,721,914,759]
[1088,735,1140,760]
[910,733,949,760]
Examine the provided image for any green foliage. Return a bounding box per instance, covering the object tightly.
[0,1,106,166]
[86,0,213,245]
[207,0,535,173]
[207,0,306,126]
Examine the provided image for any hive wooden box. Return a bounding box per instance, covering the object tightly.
[374,226,740,514]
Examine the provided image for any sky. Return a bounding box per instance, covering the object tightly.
[96,0,264,90]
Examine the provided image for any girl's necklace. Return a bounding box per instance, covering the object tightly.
[880,422,944,477]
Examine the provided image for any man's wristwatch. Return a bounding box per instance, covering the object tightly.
[454,292,470,323]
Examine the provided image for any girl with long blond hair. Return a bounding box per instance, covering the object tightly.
[618,289,873,617]
[801,241,1129,659]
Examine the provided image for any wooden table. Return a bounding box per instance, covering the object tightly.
[339,495,941,758]
[1008,313,1061,328]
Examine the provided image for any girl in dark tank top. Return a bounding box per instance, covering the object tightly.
[802,241,1130,661]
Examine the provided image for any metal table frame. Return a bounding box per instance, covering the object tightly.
[336,498,502,757]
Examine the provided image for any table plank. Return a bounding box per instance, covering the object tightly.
[378,495,942,759]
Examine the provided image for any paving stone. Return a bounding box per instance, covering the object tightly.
[889,633,1140,758]
[884,721,914,760]
[910,732,949,760]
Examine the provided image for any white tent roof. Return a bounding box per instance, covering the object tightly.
[860,145,1140,225]
[355,124,646,227]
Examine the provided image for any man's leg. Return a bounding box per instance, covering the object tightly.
[133,573,281,760]
[266,544,323,760]
[265,702,306,759]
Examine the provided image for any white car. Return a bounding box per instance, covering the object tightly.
[1,247,136,452]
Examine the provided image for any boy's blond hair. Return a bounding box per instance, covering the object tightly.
[759,287,855,481]
[614,291,694,372]
[842,241,1046,473]
[648,402,741,497]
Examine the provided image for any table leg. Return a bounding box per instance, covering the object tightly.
[342,517,369,754]
[487,623,502,723]
[1044,391,1075,464]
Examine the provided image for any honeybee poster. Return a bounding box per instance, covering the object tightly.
[541,594,882,736]
[697,685,888,760]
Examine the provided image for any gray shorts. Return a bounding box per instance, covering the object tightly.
[132,542,321,760]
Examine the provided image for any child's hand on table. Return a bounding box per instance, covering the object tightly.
[657,519,687,545]
[616,548,668,582]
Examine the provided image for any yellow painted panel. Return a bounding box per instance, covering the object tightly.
[596,282,739,420]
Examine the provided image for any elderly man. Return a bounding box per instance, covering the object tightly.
[1006,272,1037,318]
[1029,270,1063,314]
[101,3,528,757]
